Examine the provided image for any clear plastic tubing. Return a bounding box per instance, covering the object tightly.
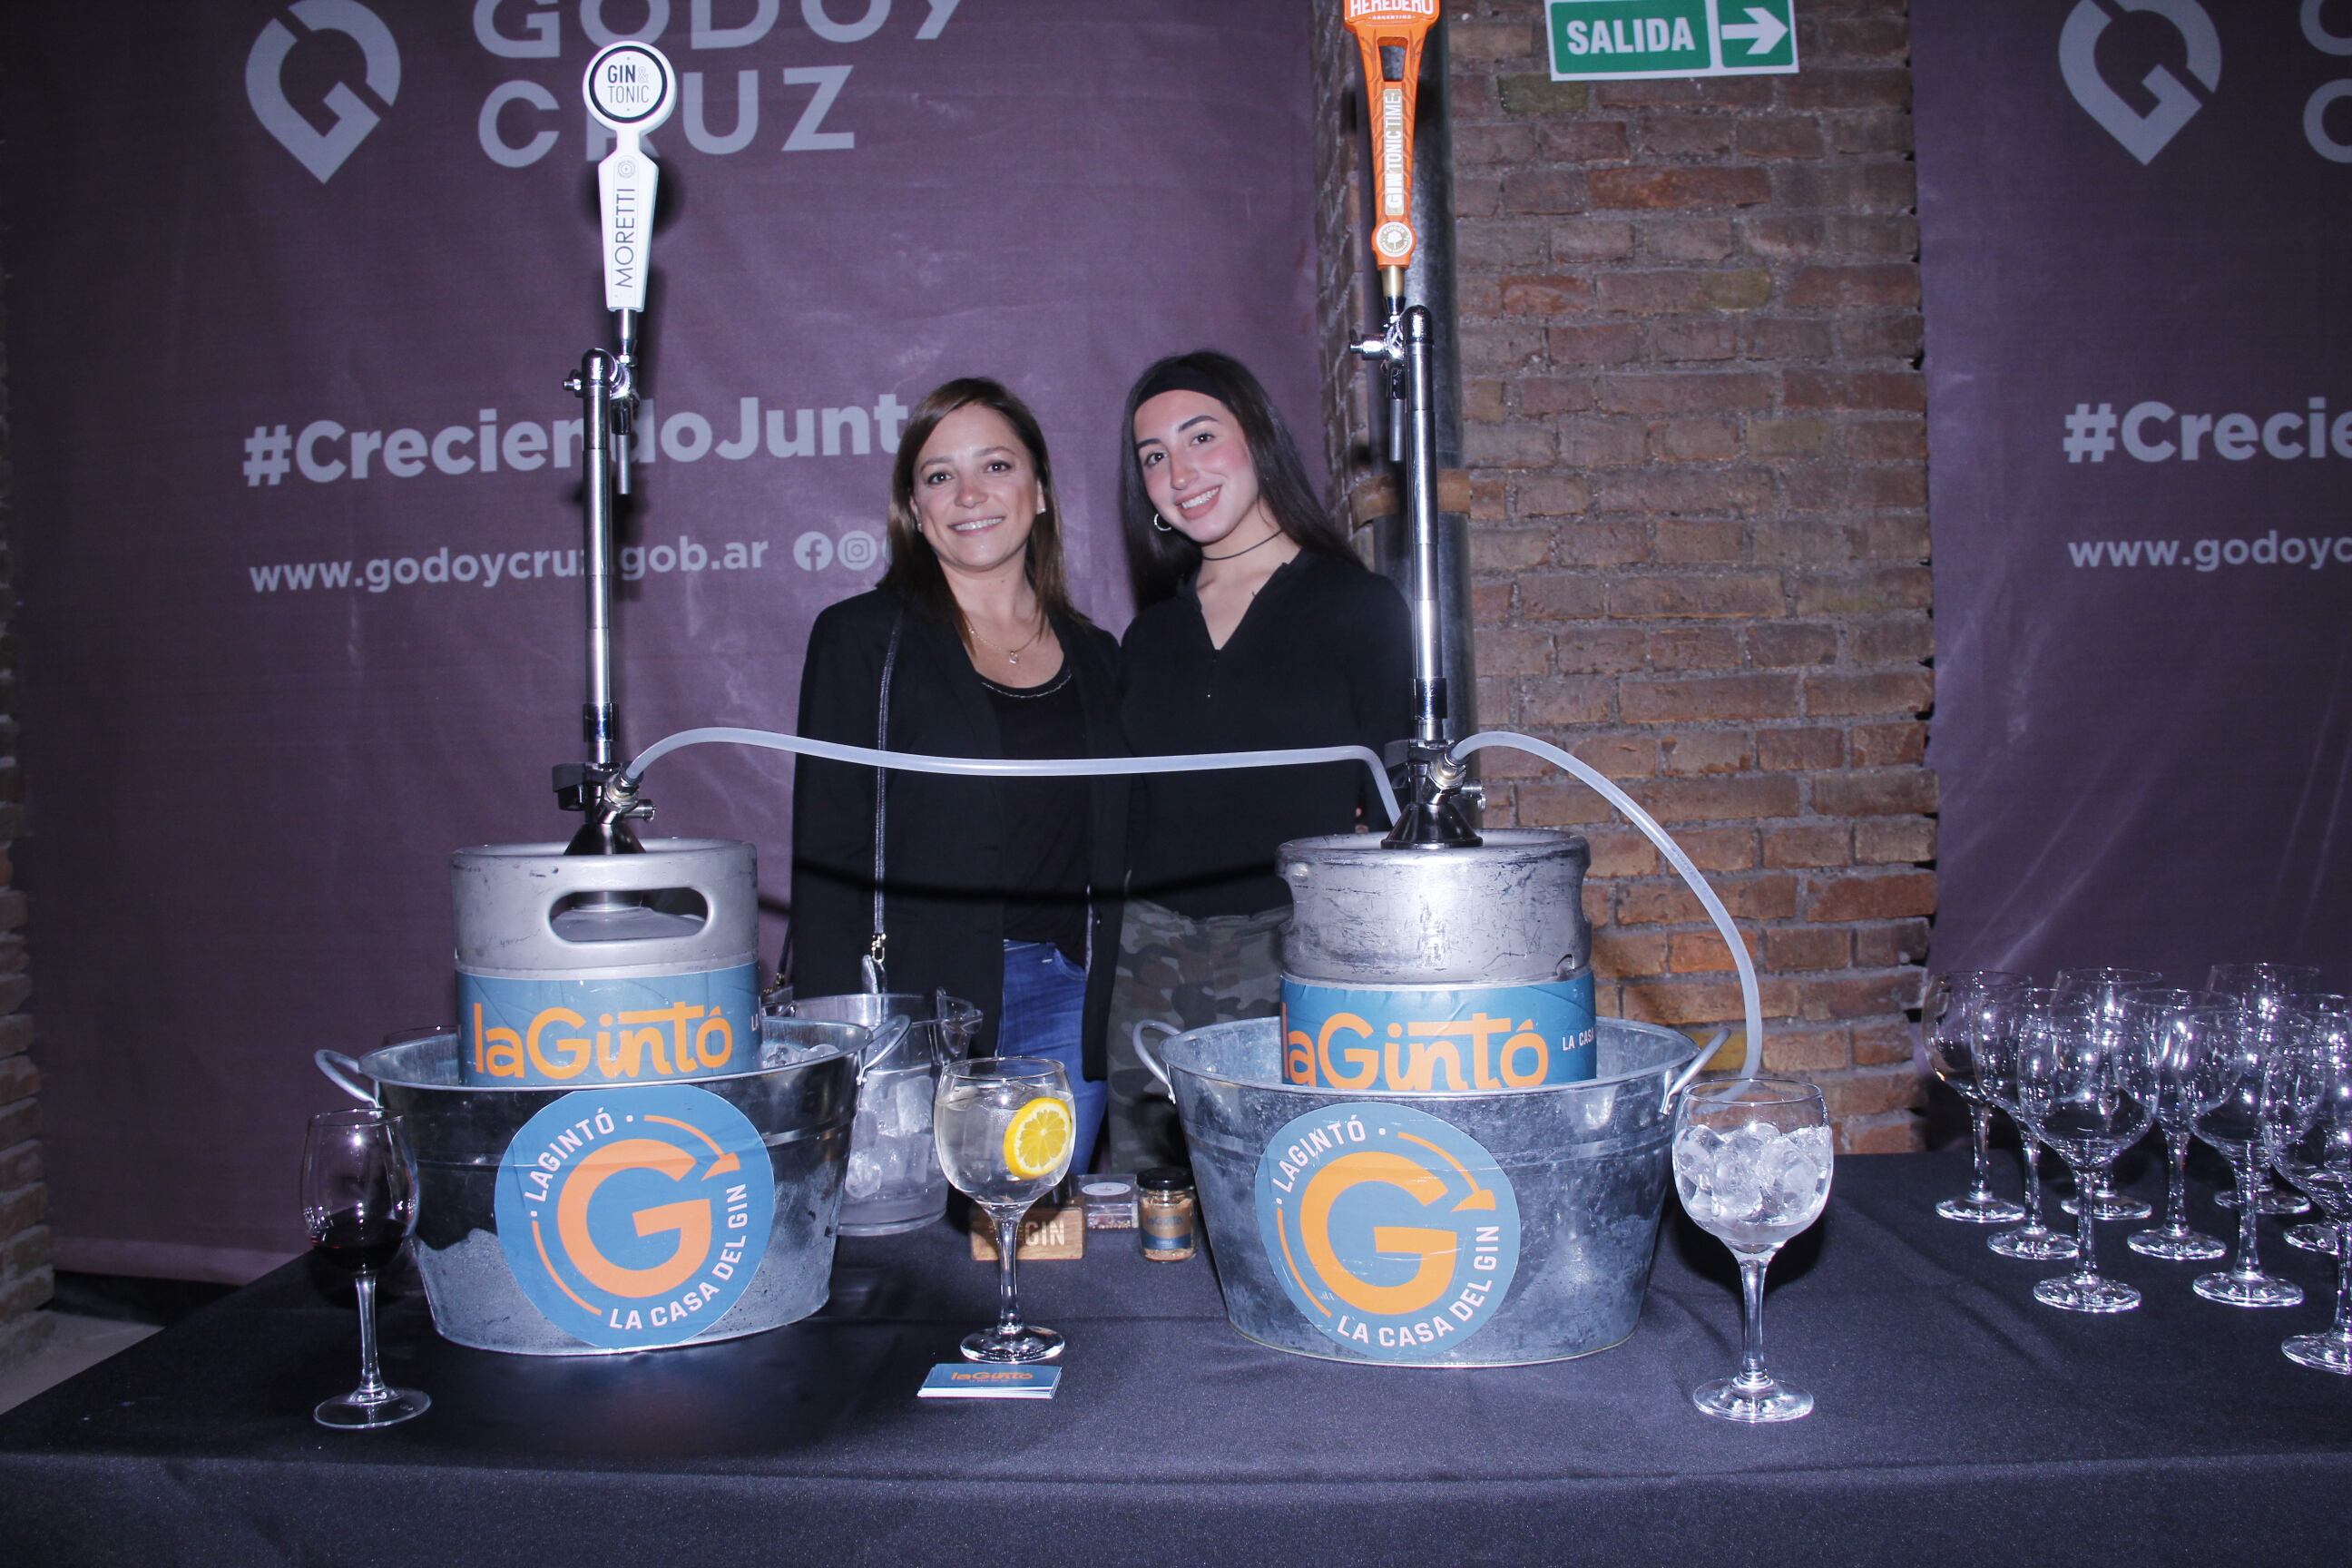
[622,727,1402,825]
[1451,731,1763,1091]
[624,725,1762,1092]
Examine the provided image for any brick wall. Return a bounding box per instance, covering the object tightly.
[1317,2,1932,1153]
[0,264,48,1364]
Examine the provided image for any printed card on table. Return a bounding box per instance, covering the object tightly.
[918,1364,1062,1400]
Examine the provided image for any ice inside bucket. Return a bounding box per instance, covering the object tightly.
[764,992,980,1236]
[1160,1015,1700,1367]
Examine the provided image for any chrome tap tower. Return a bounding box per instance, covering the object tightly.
[554,40,676,856]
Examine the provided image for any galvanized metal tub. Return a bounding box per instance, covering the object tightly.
[1159,1015,1699,1367]
[319,1016,864,1357]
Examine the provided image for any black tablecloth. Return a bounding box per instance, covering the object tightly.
[2,1152,2346,1567]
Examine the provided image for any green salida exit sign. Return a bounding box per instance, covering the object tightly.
[1547,0,1798,82]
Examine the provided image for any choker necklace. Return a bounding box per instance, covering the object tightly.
[1200,527,1283,563]
[968,615,1048,664]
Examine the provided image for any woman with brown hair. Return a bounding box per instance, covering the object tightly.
[790,377,1124,1170]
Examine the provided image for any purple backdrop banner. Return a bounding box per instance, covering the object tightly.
[3,1,1321,1278]
[1916,5,2352,986]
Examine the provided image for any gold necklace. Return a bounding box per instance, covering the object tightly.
[968,613,1048,664]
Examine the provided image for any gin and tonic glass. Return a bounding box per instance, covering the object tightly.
[2122,991,2233,1261]
[935,1057,1075,1363]
[1923,971,2027,1225]
[2053,967,2162,1220]
[2260,1011,2352,1372]
[2017,990,2151,1311]
[1672,1077,1833,1423]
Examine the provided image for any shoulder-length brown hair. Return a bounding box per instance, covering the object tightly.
[879,377,1089,641]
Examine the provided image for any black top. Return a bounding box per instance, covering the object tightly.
[1121,552,1413,918]
[789,588,1126,1074]
[983,668,1089,964]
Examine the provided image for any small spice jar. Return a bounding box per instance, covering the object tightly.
[1137,1167,1197,1261]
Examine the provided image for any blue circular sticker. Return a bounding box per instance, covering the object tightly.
[494,1085,774,1351]
[1254,1102,1521,1361]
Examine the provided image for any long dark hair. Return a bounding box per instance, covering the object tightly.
[879,377,1088,641]
[1118,350,1356,606]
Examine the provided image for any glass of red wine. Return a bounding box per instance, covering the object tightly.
[301,1108,429,1429]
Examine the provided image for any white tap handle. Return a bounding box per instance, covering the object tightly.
[583,42,675,315]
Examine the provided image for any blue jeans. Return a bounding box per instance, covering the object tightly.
[1000,941,1102,1174]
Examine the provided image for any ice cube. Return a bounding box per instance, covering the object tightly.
[1756,1129,1828,1221]
[897,1071,935,1132]
[844,1146,882,1200]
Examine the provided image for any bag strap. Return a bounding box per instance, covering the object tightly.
[864,612,904,993]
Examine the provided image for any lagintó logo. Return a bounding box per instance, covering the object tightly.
[495,1085,774,1350]
[1254,1103,1520,1361]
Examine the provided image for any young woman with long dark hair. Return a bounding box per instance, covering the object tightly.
[1103,351,1411,1170]
[791,377,1124,1171]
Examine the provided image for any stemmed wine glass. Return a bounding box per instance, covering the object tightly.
[935,1057,1075,1363]
[2260,1010,2352,1373]
[1671,1077,1833,1423]
[2283,993,2350,1256]
[1922,971,2026,1224]
[1975,986,2080,1262]
[2015,989,2152,1311]
[2053,967,2162,1220]
[2190,1007,2307,1308]
[2207,964,2320,1215]
[2122,991,2233,1261]
[301,1108,429,1428]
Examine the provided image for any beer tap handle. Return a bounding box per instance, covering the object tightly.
[586,44,674,500]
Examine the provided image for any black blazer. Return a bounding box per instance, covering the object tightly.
[789,587,1127,1076]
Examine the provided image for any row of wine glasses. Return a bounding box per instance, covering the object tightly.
[1925,965,2352,1371]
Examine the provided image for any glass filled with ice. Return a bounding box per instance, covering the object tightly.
[1672,1076,1833,1423]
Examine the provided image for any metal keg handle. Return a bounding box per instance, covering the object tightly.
[314,1050,379,1107]
[1132,1020,1181,1098]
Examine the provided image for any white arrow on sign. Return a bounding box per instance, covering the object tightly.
[1720,6,1788,56]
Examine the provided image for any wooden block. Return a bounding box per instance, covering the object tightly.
[968,1202,1085,1261]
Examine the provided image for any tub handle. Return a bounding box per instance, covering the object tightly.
[853,1014,914,1084]
[1661,1028,1730,1114]
[314,1050,379,1107]
[1132,1020,1180,1097]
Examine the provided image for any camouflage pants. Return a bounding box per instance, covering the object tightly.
[1101,897,1286,1173]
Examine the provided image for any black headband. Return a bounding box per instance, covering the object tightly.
[1132,362,1229,406]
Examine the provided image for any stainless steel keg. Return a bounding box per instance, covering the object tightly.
[452,838,760,1086]
[1278,830,1595,1092]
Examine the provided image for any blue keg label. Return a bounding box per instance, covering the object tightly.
[495,1085,775,1351]
[1255,1102,1521,1361]
[459,962,759,1084]
[1280,975,1596,1091]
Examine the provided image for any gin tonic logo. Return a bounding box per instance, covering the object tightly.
[246,0,401,182]
[2060,0,2220,165]
[1254,1103,1520,1360]
[495,1086,773,1350]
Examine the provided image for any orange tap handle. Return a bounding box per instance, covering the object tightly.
[1345,1,1438,296]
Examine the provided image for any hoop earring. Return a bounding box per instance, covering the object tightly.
[1152,514,1174,534]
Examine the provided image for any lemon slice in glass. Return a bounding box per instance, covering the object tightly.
[1003,1096,1073,1181]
